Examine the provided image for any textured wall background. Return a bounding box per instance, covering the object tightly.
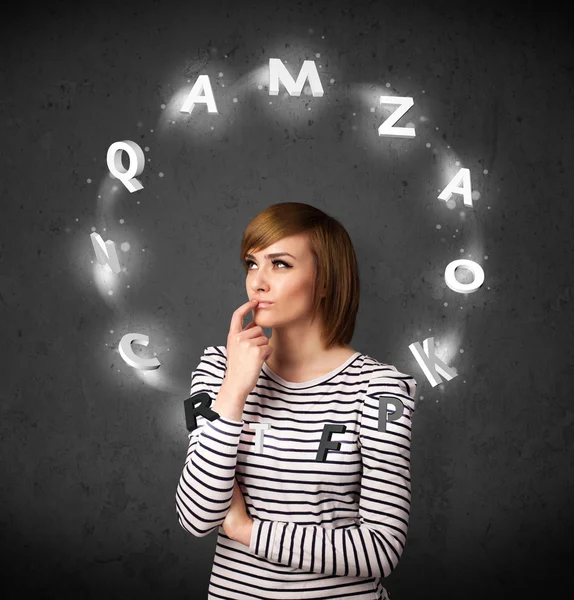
[1,0,573,598]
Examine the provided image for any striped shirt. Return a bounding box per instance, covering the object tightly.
[176,345,417,600]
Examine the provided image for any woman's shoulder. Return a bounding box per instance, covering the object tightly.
[361,353,417,391]
[189,345,228,398]
[361,353,418,413]
[361,352,413,379]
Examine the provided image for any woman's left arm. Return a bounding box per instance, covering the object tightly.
[246,371,417,579]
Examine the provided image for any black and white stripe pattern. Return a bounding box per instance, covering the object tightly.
[176,345,417,599]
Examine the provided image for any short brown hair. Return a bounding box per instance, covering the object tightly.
[240,202,360,350]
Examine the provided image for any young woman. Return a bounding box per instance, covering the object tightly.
[176,202,417,599]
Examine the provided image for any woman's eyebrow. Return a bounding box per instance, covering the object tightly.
[244,252,296,260]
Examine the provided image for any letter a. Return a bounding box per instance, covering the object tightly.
[180,74,219,114]
[438,168,473,207]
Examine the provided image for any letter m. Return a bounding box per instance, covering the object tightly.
[269,58,324,97]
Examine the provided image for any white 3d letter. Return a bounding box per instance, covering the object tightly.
[106,140,145,193]
[249,422,271,454]
[269,58,324,97]
[90,232,121,274]
[118,333,161,371]
[179,74,219,114]
[378,96,415,138]
[438,168,473,207]
[409,337,458,388]
[444,259,485,294]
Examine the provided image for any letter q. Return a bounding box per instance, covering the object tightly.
[107,141,145,192]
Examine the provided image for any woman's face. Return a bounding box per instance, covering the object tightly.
[244,233,321,328]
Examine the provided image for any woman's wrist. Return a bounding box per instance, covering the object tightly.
[233,518,254,546]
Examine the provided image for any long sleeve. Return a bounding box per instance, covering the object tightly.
[175,345,244,537]
[248,367,417,579]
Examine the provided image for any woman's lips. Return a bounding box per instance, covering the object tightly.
[257,302,273,308]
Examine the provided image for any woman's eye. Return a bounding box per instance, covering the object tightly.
[246,259,289,269]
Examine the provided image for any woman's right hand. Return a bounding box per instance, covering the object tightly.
[223,299,274,399]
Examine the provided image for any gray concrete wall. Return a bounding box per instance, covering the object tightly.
[1,0,572,598]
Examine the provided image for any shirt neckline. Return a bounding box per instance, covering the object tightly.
[261,352,362,389]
